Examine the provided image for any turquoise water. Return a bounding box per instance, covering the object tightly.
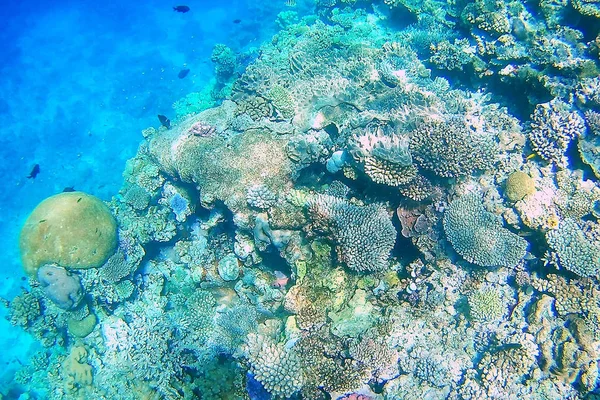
[2,0,600,399]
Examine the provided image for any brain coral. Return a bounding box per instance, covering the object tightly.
[504,171,535,202]
[307,194,396,272]
[443,193,528,268]
[20,192,118,277]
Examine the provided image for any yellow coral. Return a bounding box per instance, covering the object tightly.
[504,171,536,202]
[64,346,93,393]
[20,192,117,276]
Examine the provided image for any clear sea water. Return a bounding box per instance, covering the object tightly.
[0,0,284,389]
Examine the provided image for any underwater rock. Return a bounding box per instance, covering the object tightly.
[37,264,84,310]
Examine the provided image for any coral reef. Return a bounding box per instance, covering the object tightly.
[410,116,497,178]
[8,3,600,399]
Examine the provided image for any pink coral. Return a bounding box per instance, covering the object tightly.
[188,121,216,137]
[337,394,373,400]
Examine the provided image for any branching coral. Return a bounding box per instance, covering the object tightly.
[410,116,497,178]
[528,99,585,166]
[245,333,304,398]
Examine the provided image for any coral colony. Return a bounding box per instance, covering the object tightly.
[7,1,600,399]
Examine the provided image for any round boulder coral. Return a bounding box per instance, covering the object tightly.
[504,171,535,202]
[20,192,118,276]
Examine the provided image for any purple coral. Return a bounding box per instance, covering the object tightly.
[188,121,217,137]
[337,394,374,400]
[37,264,84,310]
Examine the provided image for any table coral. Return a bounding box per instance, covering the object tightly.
[443,193,528,268]
[307,194,396,272]
[546,219,600,277]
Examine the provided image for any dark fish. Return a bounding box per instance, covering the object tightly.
[158,114,171,129]
[173,5,190,13]
[63,186,76,192]
[27,164,40,179]
[178,68,190,79]
[233,19,241,24]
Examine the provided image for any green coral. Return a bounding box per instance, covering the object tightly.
[443,193,528,268]
[467,286,506,323]
[268,85,296,119]
[67,313,97,338]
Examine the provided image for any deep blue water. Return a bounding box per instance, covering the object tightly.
[0,0,284,387]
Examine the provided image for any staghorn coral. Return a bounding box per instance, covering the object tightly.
[528,99,585,166]
[410,116,497,178]
[546,219,600,277]
[443,193,528,268]
[307,194,397,272]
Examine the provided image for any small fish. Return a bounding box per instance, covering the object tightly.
[178,68,190,79]
[272,270,289,288]
[158,114,171,129]
[63,186,76,192]
[27,164,40,179]
[285,0,296,6]
[173,5,190,13]
[233,19,241,24]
